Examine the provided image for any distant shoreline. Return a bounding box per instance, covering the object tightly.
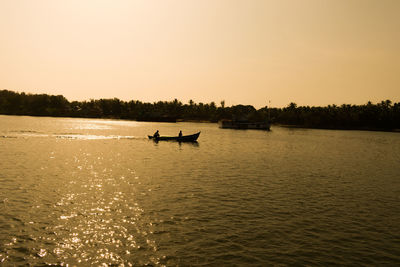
[1,89,399,133]
[277,124,400,133]
[1,114,400,133]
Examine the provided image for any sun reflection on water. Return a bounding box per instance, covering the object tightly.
[12,146,165,266]
[64,118,141,130]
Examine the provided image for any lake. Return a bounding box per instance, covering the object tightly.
[0,115,399,266]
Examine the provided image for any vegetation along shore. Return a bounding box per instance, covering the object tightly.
[1,90,399,132]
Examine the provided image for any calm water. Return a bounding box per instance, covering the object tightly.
[0,115,399,266]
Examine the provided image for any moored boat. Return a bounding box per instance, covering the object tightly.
[218,120,270,130]
[148,132,200,142]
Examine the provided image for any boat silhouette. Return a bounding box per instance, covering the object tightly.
[148,132,200,142]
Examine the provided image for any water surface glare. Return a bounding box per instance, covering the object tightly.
[0,115,399,265]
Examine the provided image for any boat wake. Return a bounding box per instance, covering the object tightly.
[0,133,141,140]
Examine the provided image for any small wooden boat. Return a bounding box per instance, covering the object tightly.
[148,132,200,142]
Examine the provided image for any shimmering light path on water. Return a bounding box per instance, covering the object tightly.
[0,115,399,265]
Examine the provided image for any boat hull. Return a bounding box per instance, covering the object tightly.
[148,132,200,142]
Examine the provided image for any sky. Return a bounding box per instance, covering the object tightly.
[1,0,399,108]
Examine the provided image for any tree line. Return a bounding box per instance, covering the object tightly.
[1,89,399,131]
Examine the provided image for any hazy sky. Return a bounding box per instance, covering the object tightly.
[1,0,399,108]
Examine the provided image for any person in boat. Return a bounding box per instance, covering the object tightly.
[178,130,182,138]
[153,130,160,138]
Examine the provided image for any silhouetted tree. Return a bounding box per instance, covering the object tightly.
[1,89,399,131]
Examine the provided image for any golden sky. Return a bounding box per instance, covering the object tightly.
[1,0,399,108]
